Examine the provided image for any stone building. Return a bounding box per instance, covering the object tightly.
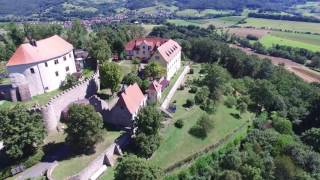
[6,35,77,97]
[109,83,147,127]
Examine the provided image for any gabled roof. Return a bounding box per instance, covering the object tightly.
[149,80,162,93]
[6,35,73,67]
[120,83,145,114]
[125,37,168,51]
[157,39,182,63]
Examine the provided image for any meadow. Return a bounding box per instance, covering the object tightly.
[175,9,234,17]
[167,16,243,28]
[241,18,320,34]
[259,32,320,52]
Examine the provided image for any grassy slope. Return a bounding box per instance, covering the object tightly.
[241,18,320,34]
[52,131,121,180]
[150,64,252,169]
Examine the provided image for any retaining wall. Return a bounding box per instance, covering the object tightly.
[30,71,100,133]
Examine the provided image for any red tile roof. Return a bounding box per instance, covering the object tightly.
[157,39,182,63]
[125,37,168,51]
[149,80,162,93]
[120,83,145,114]
[6,35,73,66]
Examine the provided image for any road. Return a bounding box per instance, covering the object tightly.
[231,45,320,83]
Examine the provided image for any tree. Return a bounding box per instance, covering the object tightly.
[100,62,122,94]
[122,72,142,86]
[237,102,248,114]
[61,74,78,90]
[66,19,88,49]
[302,128,320,152]
[220,151,242,170]
[0,105,45,159]
[144,62,165,80]
[88,37,112,64]
[7,23,24,46]
[134,106,163,157]
[271,113,293,135]
[135,106,163,135]
[114,155,162,180]
[203,64,231,101]
[274,156,297,180]
[189,114,214,139]
[218,170,242,180]
[65,104,103,152]
[194,86,210,104]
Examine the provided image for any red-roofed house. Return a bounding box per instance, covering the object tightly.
[110,83,147,127]
[125,37,182,80]
[6,35,77,97]
[147,80,162,103]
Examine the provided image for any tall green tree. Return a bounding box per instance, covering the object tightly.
[144,62,165,80]
[0,105,45,159]
[66,19,88,49]
[88,36,112,64]
[302,128,320,152]
[114,155,162,180]
[7,23,25,46]
[100,62,122,94]
[65,104,103,152]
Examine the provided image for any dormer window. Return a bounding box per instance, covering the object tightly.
[54,59,59,64]
[30,68,35,74]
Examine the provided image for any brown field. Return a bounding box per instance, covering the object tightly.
[227,27,271,38]
[230,44,320,83]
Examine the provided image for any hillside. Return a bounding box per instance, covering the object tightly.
[0,0,309,20]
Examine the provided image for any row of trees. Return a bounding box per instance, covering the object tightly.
[248,12,320,23]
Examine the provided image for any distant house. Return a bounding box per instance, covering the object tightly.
[6,35,77,97]
[147,80,162,103]
[125,37,182,80]
[109,83,147,127]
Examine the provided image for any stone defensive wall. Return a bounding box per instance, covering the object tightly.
[30,71,100,133]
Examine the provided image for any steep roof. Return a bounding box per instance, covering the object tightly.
[157,39,182,63]
[6,35,73,67]
[125,37,168,51]
[120,83,145,114]
[149,80,162,93]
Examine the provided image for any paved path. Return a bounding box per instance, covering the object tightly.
[161,65,190,110]
[16,162,55,180]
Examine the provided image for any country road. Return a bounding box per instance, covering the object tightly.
[231,45,320,83]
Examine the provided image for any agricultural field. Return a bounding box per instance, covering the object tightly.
[149,64,252,169]
[240,18,320,34]
[137,4,178,14]
[291,1,320,19]
[63,2,98,14]
[175,9,234,17]
[227,27,271,38]
[259,32,320,52]
[167,16,243,28]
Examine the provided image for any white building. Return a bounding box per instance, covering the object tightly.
[6,35,77,97]
[125,38,182,80]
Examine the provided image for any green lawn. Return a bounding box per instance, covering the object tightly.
[0,89,62,110]
[241,18,320,34]
[150,64,252,169]
[160,66,184,102]
[117,60,136,76]
[167,16,243,28]
[99,166,115,180]
[176,9,234,17]
[260,34,320,52]
[52,130,121,180]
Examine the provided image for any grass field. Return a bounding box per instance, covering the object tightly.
[292,1,320,19]
[175,9,234,17]
[150,64,252,169]
[260,33,320,52]
[117,60,136,76]
[241,18,320,34]
[52,130,121,180]
[167,16,243,28]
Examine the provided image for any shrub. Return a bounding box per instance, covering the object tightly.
[199,69,206,74]
[189,86,198,94]
[23,149,45,168]
[132,58,139,64]
[175,119,184,128]
[60,74,78,90]
[189,114,214,138]
[246,34,259,41]
[184,99,194,108]
[224,96,237,108]
[179,85,185,90]
[189,68,194,74]
[195,87,210,104]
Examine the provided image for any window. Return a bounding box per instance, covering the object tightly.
[54,59,59,64]
[55,71,59,77]
[30,68,35,74]
[69,53,72,58]
[45,62,48,67]
[65,66,69,72]
[155,55,159,60]
[63,56,67,61]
